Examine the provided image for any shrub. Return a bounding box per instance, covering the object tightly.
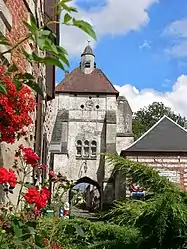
[37,217,142,249]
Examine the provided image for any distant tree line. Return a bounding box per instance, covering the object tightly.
[132,102,187,139]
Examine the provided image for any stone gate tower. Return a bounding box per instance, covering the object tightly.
[49,45,134,206]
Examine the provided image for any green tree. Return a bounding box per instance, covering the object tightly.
[133,102,187,139]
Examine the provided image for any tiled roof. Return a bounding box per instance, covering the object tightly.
[55,67,119,95]
[123,116,187,152]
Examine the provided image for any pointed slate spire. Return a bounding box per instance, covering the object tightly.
[81,41,95,57]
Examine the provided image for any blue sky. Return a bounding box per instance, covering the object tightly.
[57,0,187,116]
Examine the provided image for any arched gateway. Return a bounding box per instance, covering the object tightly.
[69,177,101,211]
[49,45,134,208]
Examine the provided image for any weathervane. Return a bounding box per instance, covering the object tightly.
[87,40,91,45]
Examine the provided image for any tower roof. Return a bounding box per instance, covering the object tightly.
[81,45,94,57]
[55,67,119,95]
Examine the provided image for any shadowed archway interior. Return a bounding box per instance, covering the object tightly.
[69,176,101,211]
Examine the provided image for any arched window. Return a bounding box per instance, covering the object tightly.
[84,140,89,157]
[91,141,97,157]
[76,140,82,157]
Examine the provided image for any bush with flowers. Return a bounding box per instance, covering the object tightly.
[0,144,140,249]
[0,66,35,144]
[0,144,71,248]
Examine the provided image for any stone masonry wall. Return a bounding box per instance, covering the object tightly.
[52,94,115,184]
[51,92,135,206]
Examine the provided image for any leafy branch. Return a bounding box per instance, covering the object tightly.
[0,0,96,95]
[106,154,178,194]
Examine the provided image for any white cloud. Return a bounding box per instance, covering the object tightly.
[114,74,187,117]
[164,19,187,38]
[165,41,187,58]
[60,0,158,57]
[139,40,151,49]
[164,19,187,58]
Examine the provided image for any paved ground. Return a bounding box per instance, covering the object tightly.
[70,206,98,220]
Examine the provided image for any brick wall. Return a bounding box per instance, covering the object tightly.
[6,0,29,72]
[127,155,187,190]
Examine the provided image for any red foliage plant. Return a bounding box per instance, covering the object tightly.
[0,167,17,188]
[22,147,40,166]
[15,146,40,167]
[0,66,35,143]
[24,186,51,210]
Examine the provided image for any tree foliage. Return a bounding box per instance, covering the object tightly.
[133,102,187,139]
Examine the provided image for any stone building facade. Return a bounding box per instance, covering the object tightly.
[121,116,187,194]
[50,45,134,206]
[0,0,58,202]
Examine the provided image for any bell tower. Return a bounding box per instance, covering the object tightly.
[80,42,96,74]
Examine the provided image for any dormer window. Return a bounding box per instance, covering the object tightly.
[85,62,90,68]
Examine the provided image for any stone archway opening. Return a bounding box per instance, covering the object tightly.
[69,177,101,213]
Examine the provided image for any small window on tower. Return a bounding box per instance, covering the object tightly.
[76,140,82,157]
[85,62,90,68]
[91,141,97,157]
[84,140,89,157]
